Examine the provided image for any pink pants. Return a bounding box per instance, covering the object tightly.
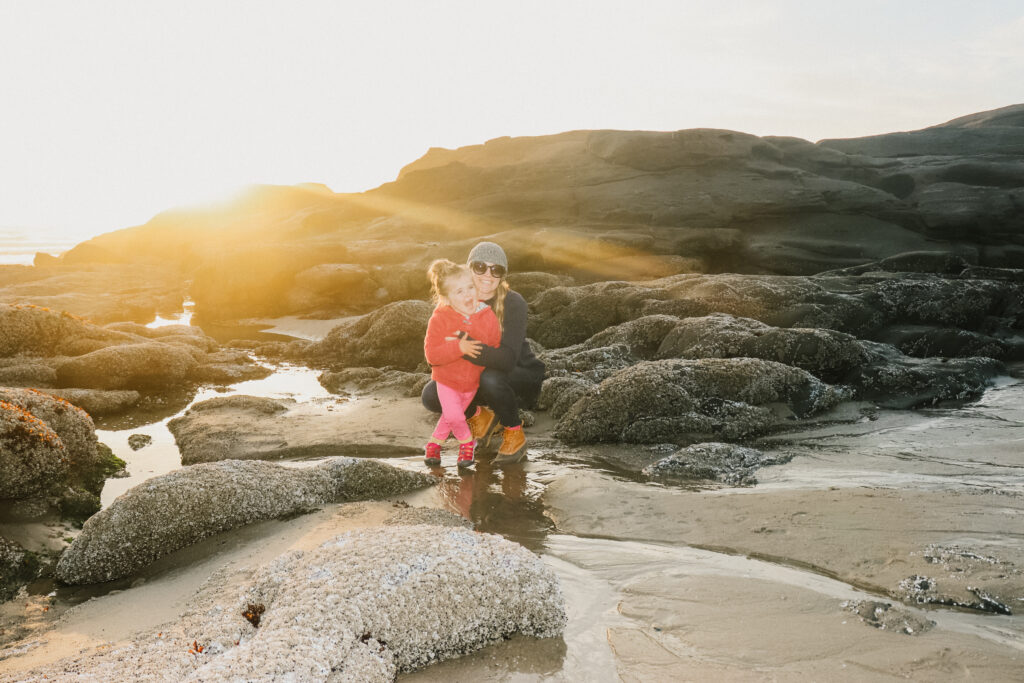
[432,382,476,443]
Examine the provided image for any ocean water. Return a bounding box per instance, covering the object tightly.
[0,227,76,265]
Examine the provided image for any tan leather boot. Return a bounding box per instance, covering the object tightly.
[467,406,499,443]
[493,427,527,466]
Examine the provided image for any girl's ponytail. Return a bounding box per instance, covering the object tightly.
[427,259,466,305]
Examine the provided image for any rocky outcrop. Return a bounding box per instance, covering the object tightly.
[0,388,97,499]
[168,395,424,463]
[56,458,435,584]
[304,299,432,371]
[529,272,1024,350]
[541,309,1007,419]
[28,388,141,416]
[0,264,186,324]
[44,105,1024,324]
[0,399,68,499]
[553,358,848,444]
[39,525,565,681]
[642,442,790,486]
[56,342,200,391]
[0,303,133,357]
[0,304,269,399]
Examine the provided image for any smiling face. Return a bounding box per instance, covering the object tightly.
[470,263,502,301]
[443,270,478,317]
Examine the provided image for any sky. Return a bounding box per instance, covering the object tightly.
[1,0,1023,244]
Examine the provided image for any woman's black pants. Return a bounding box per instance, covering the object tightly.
[421,368,536,428]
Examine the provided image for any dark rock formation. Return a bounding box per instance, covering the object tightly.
[45,105,1024,325]
[554,358,848,444]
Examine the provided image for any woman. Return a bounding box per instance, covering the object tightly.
[421,241,545,465]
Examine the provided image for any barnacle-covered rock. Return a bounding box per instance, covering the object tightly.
[655,313,869,382]
[0,388,97,468]
[56,458,435,584]
[0,399,68,499]
[642,442,790,486]
[554,358,848,444]
[31,526,566,681]
[0,303,132,357]
[850,342,1004,408]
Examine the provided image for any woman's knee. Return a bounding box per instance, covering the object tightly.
[478,369,511,397]
[421,380,441,413]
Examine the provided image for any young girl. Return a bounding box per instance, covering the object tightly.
[423,259,501,468]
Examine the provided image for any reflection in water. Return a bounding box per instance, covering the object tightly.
[435,459,554,552]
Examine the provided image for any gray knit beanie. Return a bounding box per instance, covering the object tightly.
[467,241,508,269]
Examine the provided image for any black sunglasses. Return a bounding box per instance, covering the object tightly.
[470,261,506,278]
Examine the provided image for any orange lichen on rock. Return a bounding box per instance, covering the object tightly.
[0,400,66,451]
[25,388,90,419]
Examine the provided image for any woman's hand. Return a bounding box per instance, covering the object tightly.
[459,337,483,358]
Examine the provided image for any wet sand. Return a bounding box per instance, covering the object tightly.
[2,360,1023,680]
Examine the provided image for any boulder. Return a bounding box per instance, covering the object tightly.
[304,299,433,371]
[0,388,97,464]
[56,458,435,584]
[55,342,200,390]
[642,442,791,486]
[0,360,58,386]
[31,387,142,416]
[536,376,596,420]
[654,314,869,382]
[0,303,133,358]
[0,399,68,499]
[0,387,99,500]
[40,526,565,681]
[554,358,848,444]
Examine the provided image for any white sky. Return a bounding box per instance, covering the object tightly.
[1,0,1022,242]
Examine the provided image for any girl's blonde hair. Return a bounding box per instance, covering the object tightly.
[427,259,471,306]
